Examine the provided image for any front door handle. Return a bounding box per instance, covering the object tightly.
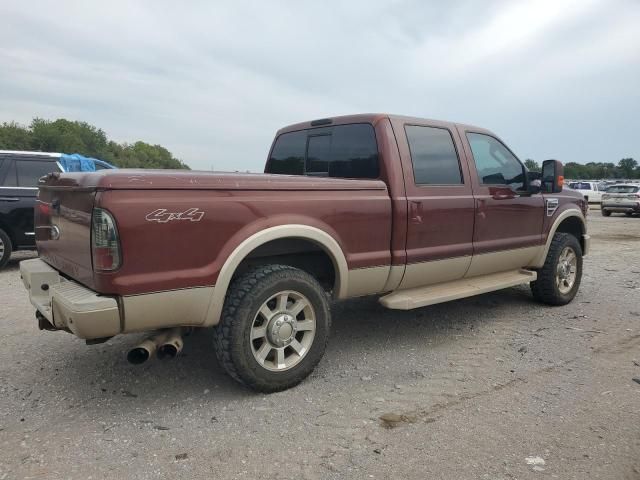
[0,197,20,202]
[489,186,517,200]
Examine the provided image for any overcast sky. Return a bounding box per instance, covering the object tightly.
[1,0,639,170]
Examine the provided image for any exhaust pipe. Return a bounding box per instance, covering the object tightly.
[157,328,184,360]
[127,330,170,365]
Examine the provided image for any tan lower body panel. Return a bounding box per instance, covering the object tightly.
[345,265,391,297]
[398,256,471,290]
[466,246,543,277]
[379,269,537,310]
[122,286,215,333]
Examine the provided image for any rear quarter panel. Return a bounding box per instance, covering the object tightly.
[95,187,392,295]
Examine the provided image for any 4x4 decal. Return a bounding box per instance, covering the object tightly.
[145,208,205,223]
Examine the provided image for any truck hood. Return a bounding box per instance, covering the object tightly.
[40,170,387,191]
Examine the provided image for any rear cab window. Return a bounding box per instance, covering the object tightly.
[266,123,379,179]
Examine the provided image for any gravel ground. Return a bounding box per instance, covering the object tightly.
[1,213,639,479]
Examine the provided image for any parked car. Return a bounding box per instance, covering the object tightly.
[0,150,115,268]
[567,181,607,203]
[601,184,640,217]
[19,114,589,392]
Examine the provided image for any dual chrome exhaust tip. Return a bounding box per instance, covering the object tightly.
[127,328,184,365]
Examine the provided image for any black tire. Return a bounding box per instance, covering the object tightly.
[0,228,12,269]
[601,209,611,217]
[531,233,582,306]
[625,212,633,217]
[213,264,331,392]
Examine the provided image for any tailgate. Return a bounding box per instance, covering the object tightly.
[36,180,96,288]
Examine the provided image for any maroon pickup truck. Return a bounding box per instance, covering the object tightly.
[20,114,590,392]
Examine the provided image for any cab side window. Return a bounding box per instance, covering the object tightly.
[466,133,525,191]
[405,125,463,185]
[16,160,58,187]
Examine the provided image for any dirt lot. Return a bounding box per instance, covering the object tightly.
[1,213,639,479]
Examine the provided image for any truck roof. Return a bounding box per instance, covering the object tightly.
[277,113,491,135]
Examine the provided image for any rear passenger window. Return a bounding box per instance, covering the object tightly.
[266,124,379,179]
[16,160,58,187]
[1,160,18,187]
[405,125,462,185]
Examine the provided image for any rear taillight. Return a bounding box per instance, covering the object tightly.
[92,208,121,271]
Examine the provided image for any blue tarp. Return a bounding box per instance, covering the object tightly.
[59,153,116,172]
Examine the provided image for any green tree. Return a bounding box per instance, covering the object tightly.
[111,142,190,169]
[524,159,540,171]
[0,121,33,150]
[0,118,189,169]
[617,158,638,178]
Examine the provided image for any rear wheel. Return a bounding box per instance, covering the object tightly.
[625,212,633,217]
[0,229,12,269]
[213,264,331,392]
[601,209,611,217]
[531,233,582,306]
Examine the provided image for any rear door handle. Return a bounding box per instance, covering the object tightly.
[0,197,20,202]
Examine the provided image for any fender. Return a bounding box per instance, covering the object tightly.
[202,224,349,326]
[530,208,587,268]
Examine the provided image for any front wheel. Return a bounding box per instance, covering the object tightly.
[213,264,331,392]
[601,209,611,217]
[0,229,12,269]
[531,233,583,306]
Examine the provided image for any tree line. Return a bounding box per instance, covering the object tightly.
[0,118,189,169]
[524,158,639,179]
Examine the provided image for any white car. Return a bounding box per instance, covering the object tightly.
[601,184,640,217]
[567,181,607,203]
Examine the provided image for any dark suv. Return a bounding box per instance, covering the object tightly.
[0,151,63,268]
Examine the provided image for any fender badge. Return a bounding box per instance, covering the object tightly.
[546,198,559,217]
[145,208,205,223]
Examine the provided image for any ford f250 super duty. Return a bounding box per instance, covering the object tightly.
[20,114,590,392]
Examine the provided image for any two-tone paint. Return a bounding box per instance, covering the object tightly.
[32,114,588,338]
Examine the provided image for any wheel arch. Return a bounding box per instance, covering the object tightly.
[530,209,586,268]
[203,224,348,326]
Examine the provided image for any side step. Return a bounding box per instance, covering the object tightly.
[379,269,537,310]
